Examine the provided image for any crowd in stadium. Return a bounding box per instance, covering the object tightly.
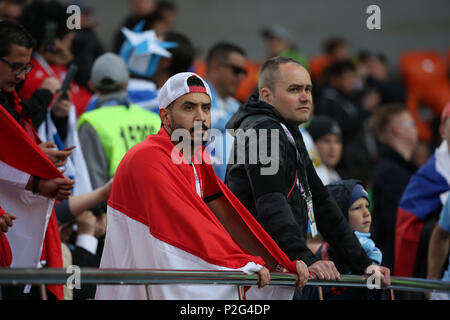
[0,0,449,300]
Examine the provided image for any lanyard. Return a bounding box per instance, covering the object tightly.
[279,123,318,237]
[191,163,203,199]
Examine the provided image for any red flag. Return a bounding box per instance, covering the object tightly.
[0,104,64,299]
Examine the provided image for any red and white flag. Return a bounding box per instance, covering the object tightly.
[96,128,297,300]
[0,104,64,299]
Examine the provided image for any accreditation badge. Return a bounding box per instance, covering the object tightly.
[306,196,318,238]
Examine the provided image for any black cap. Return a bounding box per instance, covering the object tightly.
[306,115,342,141]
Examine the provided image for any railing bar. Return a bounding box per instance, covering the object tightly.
[0,268,448,294]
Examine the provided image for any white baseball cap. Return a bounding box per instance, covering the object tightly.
[157,72,212,109]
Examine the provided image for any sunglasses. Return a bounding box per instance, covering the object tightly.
[222,63,247,77]
[0,57,34,76]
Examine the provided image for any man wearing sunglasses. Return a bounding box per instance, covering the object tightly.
[205,42,248,181]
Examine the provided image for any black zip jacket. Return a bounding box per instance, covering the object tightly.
[225,92,372,273]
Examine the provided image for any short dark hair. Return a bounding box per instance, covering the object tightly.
[142,1,177,30]
[323,37,347,55]
[258,56,301,91]
[0,20,35,57]
[187,75,205,88]
[206,42,246,67]
[370,103,408,138]
[323,60,356,78]
[164,32,195,76]
[19,0,70,51]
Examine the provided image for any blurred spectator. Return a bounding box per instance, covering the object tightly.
[316,60,379,184]
[395,103,450,298]
[370,104,418,271]
[299,121,326,177]
[78,53,161,191]
[143,1,177,38]
[427,195,450,300]
[261,24,309,70]
[0,0,25,21]
[205,42,247,181]
[70,1,105,90]
[357,51,406,105]
[19,0,93,116]
[86,24,194,114]
[18,1,93,198]
[306,115,343,185]
[112,0,157,52]
[144,31,195,97]
[124,25,194,112]
[323,36,351,62]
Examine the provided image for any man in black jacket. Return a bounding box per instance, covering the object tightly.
[225,56,390,287]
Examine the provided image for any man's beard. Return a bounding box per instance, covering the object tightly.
[170,118,210,147]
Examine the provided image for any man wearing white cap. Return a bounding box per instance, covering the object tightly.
[95,72,310,300]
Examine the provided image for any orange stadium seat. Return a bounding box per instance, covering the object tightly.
[399,51,450,142]
[193,59,207,78]
[234,60,260,103]
[309,55,332,82]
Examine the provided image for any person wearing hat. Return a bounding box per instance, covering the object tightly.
[307,179,383,300]
[95,72,310,300]
[261,24,309,70]
[306,115,343,185]
[77,52,161,192]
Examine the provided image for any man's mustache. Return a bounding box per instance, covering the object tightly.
[189,124,210,134]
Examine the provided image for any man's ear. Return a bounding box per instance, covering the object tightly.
[159,108,171,129]
[259,87,273,104]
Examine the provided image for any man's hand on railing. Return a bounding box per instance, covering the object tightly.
[364,264,391,287]
[277,260,309,288]
[256,267,270,288]
[308,260,341,281]
[295,260,309,288]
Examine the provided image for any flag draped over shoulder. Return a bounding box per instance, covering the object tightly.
[0,103,63,179]
[395,141,450,277]
[0,105,64,299]
[96,127,297,300]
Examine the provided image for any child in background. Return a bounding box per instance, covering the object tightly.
[305,179,383,300]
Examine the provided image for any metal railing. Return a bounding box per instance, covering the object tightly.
[0,267,449,300]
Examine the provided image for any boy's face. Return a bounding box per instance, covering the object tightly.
[348,197,371,233]
[315,133,342,169]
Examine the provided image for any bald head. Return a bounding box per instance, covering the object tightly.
[258,56,305,93]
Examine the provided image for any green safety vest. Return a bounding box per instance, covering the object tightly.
[78,104,161,177]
